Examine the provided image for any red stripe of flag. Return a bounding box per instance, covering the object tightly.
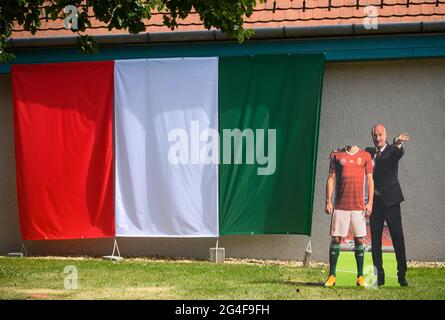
[12,61,115,240]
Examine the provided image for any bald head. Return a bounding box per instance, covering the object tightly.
[372,124,387,148]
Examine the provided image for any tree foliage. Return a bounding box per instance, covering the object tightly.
[0,0,257,63]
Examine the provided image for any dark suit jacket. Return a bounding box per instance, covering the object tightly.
[365,143,405,207]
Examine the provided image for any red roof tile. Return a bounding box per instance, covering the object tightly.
[11,0,445,38]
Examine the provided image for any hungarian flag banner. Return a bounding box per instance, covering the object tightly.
[12,54,324,240]
[218,55,324,235]
[12,61,115,240]
[114,58,219,237]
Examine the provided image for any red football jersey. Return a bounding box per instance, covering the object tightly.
[329,148,373,211]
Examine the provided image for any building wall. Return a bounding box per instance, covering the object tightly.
[1,58,444,261]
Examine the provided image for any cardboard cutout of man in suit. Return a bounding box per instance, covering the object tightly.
[366,124,410,286]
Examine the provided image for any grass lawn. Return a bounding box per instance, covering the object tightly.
[0,255,444,300]
[336,252,399,287]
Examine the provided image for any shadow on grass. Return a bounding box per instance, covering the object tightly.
[284,281,325,287]
[252,279,325,287]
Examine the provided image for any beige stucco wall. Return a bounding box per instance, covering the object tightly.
[1,58,444,261]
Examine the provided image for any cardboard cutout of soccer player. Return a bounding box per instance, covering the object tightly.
[324,145,374,287]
